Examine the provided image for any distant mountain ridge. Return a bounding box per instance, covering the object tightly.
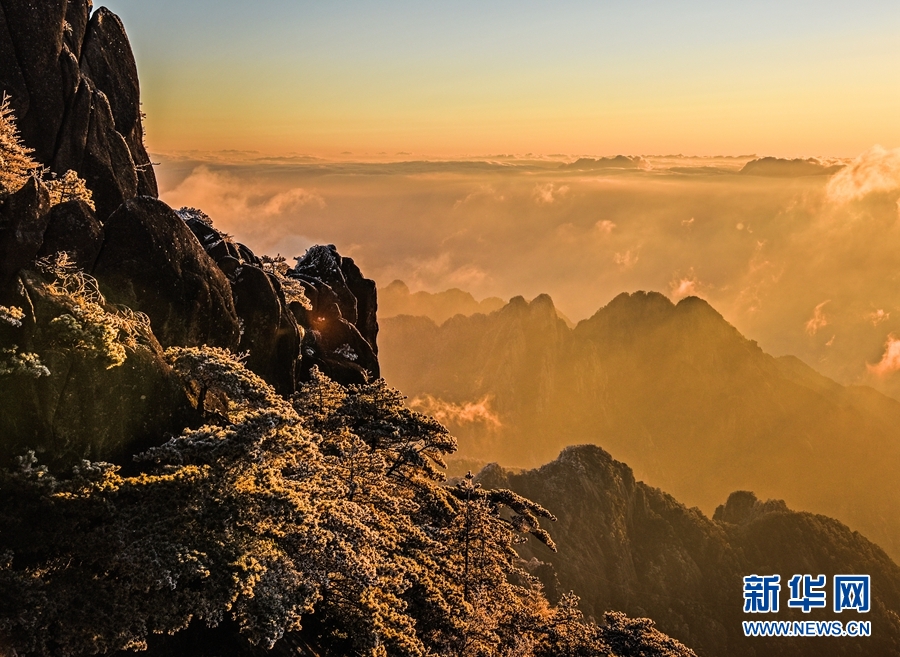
[380,279,576,327]
[380,290,900,560]
[480,444,900,657]
[739,156,844,177]
[379,279,506,325]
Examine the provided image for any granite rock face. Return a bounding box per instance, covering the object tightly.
[229,262,301,396]
[36,198,103,270]
[93,198,242,351]
[0,0,155,220]
[0,176,51,290]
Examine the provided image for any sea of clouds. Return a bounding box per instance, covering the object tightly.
[155,148,900,399]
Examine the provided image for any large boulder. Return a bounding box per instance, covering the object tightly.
[93,197,241,350]
[0,177,50,292]
[230,263,301,396]
[37,198,104,271]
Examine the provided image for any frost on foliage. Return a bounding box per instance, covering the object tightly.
[0,348,49,378]
[0,305,49,377]
[0,93,37,197]
[38,253,151,369]
[45,169,95,210]
[601,611,697,657]
[0,94,93,208]
[0,306,24,328]
[164,345,287,420]
[176,206,214,227]
[334,343,358,361]
[0,351,692,657]
[261,254,313,310]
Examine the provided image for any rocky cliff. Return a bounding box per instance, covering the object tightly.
[0,0,154,220]
[0,0,379,470]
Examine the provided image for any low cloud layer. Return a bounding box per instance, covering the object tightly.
[827,146,900,203]
[408,395,502,429]
[869,334,900,377]
[155,149,900,400]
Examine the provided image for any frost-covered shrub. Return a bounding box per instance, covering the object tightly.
[176,205,214,227]
[38,253,151,369]
[0,347,696,657]
[261,254,313,310]
[0,347,49,378]
[0,94,94,209]
[0,306,24,328]
[0,305,49,378]
[45,169,95,211]
[0,93,38,197]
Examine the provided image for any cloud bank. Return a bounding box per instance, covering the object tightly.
[154,149,900,400]
[827,146,900,203]
[409,395,502,429]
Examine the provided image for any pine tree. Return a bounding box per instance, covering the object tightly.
[0,349,696,657]
[45,169,95,211]
[0,93,38,197]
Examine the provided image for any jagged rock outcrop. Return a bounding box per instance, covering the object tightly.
[0,0,155,220]
[0,3,383,469]
[79,7,156,198]
[291,244,379,383]
[481,444,900,657]
[0,164,380,471]
[180,213,380,388]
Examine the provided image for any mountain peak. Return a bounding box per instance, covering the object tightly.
[713,490,790,525]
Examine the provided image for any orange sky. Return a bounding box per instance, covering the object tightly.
[103,1,899,158]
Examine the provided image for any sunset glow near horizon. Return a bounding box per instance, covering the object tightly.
[102,0,898,158]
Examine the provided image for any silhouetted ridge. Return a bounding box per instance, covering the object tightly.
[483,444,900,657]
[380,290,900,562]
[561,155,646,170]
[379,279,505,324]
[739,157,844,178]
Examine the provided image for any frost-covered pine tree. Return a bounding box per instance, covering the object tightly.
[0,93,94,208]
[0,93,38,197]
